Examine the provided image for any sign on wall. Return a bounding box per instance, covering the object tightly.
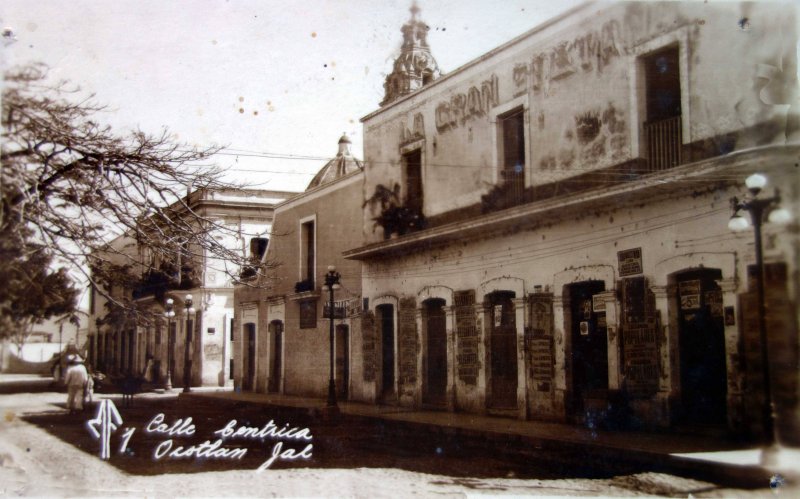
[526,294,554,391]
[679,280,701,311]
[455,290,479,385]
[621,277,659,398]
[617,248,643,277]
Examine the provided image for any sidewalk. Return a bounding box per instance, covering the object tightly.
[182,389,798,488]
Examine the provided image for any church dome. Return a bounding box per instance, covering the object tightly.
[306,134,364,190]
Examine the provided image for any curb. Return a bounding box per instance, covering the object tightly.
[179,392,793,489]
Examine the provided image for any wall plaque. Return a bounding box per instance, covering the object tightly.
[617,247,643,277]
[455,290,479,385]
[204,343,222,360]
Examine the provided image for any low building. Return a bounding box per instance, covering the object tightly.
[233,135,364,400]
[341,1,798,442]
[88,187,296,388]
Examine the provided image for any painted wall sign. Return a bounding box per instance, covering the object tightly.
[515,20,622,96]
[435,74,498,133]
[617,247,643,277]
[400,112,425,144]
[455,290,479,385]
[398,297,418,386]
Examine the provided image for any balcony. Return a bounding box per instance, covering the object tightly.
[645,115,682,171]
[481,169,528,213]
[132,264,200,301]
[347,146,796,262]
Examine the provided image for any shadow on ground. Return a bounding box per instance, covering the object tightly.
[22,396,643,479]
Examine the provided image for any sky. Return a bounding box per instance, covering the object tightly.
[1,0,587,192]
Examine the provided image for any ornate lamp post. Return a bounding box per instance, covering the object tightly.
[182,294,196,393]
[728,172,791,464]
[164,298,176,391]
[323,265,341,409]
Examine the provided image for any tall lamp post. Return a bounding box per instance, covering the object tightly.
[164,298,176,391]
[323,265,341,409]
[728,172,792,464]
[182,294,196,393]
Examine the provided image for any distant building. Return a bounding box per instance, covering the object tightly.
[88,187,296,388]
[233,135,364,398]
[341,1,798,442]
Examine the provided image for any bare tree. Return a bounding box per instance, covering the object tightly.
[1,64,269,316]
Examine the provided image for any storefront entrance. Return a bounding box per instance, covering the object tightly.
[488,291,518,409]
[423,298,447,406]
[675,269,727,425]
[567,280,608,418]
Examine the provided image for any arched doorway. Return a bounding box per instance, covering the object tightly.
[566,280,608,419]
[336,324,350,399]
[487,291,517,409]
[376,304,395,401]
[674,268,726,425]
[423,298,447,406]
[267,321,283,393]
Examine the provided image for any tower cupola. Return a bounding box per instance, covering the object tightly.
[381,2,441,106]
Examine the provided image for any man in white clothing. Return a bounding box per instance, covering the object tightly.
[64,355,89,413]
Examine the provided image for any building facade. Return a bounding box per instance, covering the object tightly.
[233,136,365,400]
[343,1,798,441]
[88,188,296,388]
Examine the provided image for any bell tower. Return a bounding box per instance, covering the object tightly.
[381,2,441,106]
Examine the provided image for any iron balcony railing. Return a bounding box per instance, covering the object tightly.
[500,169,526,206]
[644,115,682,171]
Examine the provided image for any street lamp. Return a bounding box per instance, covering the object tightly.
[323,265,341,409]
[183,294,196,393]
[728,172,792,464]
[164,298,176,391]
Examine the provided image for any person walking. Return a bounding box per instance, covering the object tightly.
[64,355,89,413]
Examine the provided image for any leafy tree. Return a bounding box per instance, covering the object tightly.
[0,241,79,349]
[1,64,260,319]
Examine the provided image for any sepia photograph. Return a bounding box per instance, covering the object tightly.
[1,0,798,496]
